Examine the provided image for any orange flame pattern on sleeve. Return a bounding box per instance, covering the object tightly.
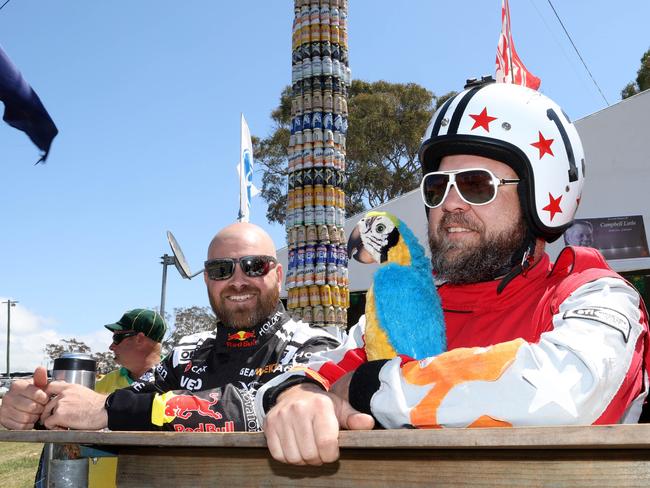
[402,338,524,427]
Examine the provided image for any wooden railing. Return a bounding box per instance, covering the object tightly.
[3,425,650,487]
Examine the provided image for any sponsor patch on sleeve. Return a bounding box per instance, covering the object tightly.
[563,307,631,342]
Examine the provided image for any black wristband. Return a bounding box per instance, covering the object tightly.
[348,360,388,416]
[263,376,324,413]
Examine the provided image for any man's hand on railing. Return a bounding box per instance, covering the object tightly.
[0,366,49,430]
[263,373,375,466]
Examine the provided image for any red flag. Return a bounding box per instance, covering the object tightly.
[495,0,541,90]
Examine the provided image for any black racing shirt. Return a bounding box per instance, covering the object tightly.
[105,303,340,431]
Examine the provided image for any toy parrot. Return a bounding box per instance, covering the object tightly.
[347,211,446,361]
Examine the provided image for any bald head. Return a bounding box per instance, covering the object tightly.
[207,222,277,260]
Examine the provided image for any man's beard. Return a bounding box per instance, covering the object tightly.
[429,212,527,284]
[209,285,279,329]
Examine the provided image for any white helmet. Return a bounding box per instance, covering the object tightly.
[419,78,585,242]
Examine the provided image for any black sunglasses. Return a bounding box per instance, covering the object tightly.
[420,168,520,208]
[204,255,278,281]
[112,331,138,345]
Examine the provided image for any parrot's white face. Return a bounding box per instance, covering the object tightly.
[349,214,397,264]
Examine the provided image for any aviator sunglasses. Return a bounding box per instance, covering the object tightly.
[204,255,278,281]
[420,168,520,208]
[112,331,138,345]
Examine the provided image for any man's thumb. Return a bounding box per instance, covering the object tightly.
[338,401,375,431]
[33,366,48,389]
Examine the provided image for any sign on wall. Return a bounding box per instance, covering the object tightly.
[564,215,650,260]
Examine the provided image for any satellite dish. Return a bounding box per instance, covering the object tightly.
[167,231,203,279]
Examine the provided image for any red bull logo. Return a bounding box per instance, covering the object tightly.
[164,392,223,420]
[226,330,257,347]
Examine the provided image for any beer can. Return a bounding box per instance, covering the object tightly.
[313,305,325,327]
[336,207,345,227]
[314,205,325,225]
[312,110,323,130]
[289,226,298,247]
[331,42,340,62]
[319,4,330,24]
[323,112,333,132]
[292,307,302,321]
[325,305,336,326]
[328,225,339,243]
[310,40,321,57]
[324,185,336,206]
[315,244,327,285]
[294,186,304,209]
[322,55,332,76]
[293,114,303,134]
[313,167,324,185]
[293,168,304,188]
[336,187,345,207]
[292,61,302,84]
[323,147,334,168]
[310,22,320,42]
[338,263,348,288]
[294,206,304,226]
[332,59,341,79]
[313,145,324,166]
[302,184,314,206]
[297,225,307,245]
[335,306,345,329]
[320,284,332,306]
[303,57,313,79]
[324,168,334,186]
[303,205,315,226]
[330,7,340,26]
[317,224,330,243]
[313,184,325,206]
[301,23,311,45]
[320,23,330,42]
[302,91,312,112]
[312,91,323,111]
[302,144,313,169]
[309,284,321,307]
[303,127,313,144]
[325,206,336,226]
[311,56,322,77]
[298,286,309,309]
[306,225,318,244]
[331,285,340,307]
[302,111,312,132]
[286,249,296,289]
[334,114,343,134]
[304,260,315,287]
[302,305,313,325]
[330,25,339,44]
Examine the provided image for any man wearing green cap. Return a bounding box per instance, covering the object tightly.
[95,309,167,394]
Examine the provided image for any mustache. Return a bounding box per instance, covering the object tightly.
[437,212,482,233]
[221,284,258,296]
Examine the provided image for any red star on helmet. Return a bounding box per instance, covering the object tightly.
[531,131,554,158]
[542,193,563,221]
[469,107,497,132]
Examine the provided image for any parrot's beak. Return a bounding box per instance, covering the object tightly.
[347,224,376,264]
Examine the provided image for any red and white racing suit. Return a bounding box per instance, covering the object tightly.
[257,247,649,428]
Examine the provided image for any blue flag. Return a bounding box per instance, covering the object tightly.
[0,45,58,163]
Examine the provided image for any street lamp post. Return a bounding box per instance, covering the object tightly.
[2,299,18,378]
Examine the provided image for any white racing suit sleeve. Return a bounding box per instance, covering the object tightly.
[349,277,647,428]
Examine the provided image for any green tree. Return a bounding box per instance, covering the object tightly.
[164,306,217,352]
[255,80,455,224]
[621,47,650,99]
[43,338,91,365]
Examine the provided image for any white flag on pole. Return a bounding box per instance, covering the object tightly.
[237,114,259,222]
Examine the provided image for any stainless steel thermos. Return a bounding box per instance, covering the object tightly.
[52,352,96,390]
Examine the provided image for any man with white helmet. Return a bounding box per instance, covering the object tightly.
[257,78,650,466]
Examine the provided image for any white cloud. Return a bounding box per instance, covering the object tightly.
[0,299,113,373]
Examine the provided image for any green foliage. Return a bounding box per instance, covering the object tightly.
[43,338,91,364]
[255,80,455,224]
[164,306,217,353]
[621,47,650,99]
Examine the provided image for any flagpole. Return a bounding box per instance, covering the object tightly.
[505,0,515,84]
[238,113,243,222]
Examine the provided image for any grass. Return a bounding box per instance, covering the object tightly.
[0,440,43,488]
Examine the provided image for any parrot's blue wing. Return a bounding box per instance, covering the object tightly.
[373,263,446,359]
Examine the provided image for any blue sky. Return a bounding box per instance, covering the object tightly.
[1,0,648,371]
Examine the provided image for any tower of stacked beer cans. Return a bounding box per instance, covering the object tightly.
[285,0,351,329]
